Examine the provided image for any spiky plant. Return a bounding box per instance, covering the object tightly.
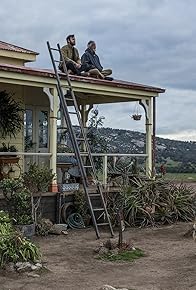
[106,178,196,227]
[0,90,23,139]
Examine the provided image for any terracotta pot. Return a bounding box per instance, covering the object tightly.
[0,156,19,164]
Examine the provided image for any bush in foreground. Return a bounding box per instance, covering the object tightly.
[0,211,41,267]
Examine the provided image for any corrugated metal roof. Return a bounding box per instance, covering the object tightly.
[0,63,165,93]
[0,40,39,55]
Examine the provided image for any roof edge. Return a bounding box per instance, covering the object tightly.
[0,63,165,94]
[0,40,39,55]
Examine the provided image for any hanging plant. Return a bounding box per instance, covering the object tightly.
[132,114,142,121]
[131,102,142,121]
[0,90,24,139]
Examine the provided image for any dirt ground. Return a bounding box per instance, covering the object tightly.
[1,223,196,290]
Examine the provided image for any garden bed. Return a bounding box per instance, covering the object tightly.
[0,223,196,290]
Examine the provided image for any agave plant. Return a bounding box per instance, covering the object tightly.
[105,177,196,227]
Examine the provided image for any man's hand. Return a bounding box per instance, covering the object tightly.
[75,63,81,68]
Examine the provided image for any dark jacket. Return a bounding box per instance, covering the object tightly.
[81,48,103,72]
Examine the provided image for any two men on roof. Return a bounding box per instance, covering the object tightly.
[60,34,113,81]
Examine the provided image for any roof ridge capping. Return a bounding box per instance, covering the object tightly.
[0,40,39,55]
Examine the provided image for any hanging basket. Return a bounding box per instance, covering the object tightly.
[132,114,142,121]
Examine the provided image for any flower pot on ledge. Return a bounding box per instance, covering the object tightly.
[0,156,20,179]
[0,156,19,164]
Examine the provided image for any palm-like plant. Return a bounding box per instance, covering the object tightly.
[0,90,23,139]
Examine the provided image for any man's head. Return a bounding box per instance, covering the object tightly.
[87,40,96,52]
[66,34,76,46]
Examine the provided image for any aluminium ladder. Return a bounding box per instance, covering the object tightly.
[47,41,114,239]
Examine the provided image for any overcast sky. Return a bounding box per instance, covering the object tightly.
[1,0,196,141]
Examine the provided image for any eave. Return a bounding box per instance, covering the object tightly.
[0,63,165,105]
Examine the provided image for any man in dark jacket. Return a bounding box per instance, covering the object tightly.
[81,41,113,80]
[59,34,88,75]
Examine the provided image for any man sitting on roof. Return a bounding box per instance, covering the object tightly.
[81,40,113,81]
[59,34,88,76]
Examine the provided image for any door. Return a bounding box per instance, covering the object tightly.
[24,106,49,169]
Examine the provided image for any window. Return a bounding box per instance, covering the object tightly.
[24,109,33,151]
[39,110,48,148]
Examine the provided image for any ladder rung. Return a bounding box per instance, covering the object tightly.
[50,48,59,51]
[54,60,60,63]
[97,223,109,226]
[76,137,90,141]
[93,208,104,211]
[65,98,74,102]
[89,194,101,197]
[84,165,92,168]
[60,85,69,88]
[68,111,77,115]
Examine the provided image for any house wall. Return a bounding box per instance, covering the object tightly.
[0,56,25,66]
[0,49,36,65]
[24,86,49,106]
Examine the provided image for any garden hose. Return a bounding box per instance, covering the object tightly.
[67,213,85,229]
[61,203,76,223]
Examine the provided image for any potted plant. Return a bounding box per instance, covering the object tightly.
[132,114,142,121]
[0,143,19,179]
[23,162,55,193]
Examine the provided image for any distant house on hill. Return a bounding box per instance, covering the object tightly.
[0,40,165,191]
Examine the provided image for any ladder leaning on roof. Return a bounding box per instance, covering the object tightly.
[46,41,114,239]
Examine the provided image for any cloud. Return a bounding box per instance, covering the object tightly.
[0,0,196,140]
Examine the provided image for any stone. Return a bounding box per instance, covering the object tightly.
[99,286,128,290]
[26,272,40,278]
[35,262,42,268]
[16,262,32,272]
[99,286,116,290]
[49,224,68,235]
[5,262,15,272]
[94,246,101,254]
[94,242,104,254]
[98,247,109,255]
[31,265,38,271]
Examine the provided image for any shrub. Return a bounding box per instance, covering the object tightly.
[23,163,55,193]
[0,211,41,267]
[106,178,196,227]
[0,178,33,225]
